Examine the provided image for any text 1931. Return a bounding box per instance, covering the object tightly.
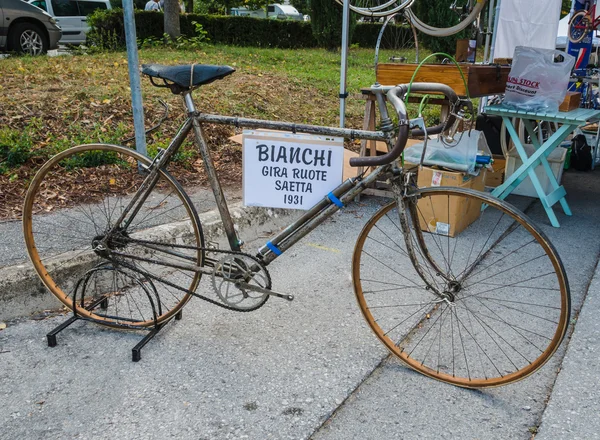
[283,194,303,205]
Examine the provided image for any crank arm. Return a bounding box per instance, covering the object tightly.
[235,282,294,301]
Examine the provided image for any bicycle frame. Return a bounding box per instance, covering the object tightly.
[574,3,600,33]
[102,82,464,275]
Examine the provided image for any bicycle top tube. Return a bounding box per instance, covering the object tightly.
[141,63,466,168]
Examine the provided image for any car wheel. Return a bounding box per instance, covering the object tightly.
[8,23,49,55]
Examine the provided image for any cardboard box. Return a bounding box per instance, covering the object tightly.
[416,167,486,237]
[485,154,506,188]
[376,64,511,97]
[559,92,581,112]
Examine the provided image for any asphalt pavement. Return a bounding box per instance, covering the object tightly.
[0,169,599,439]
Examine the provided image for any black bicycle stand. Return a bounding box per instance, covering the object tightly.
[46,305,182,362]
[46,263,181,362]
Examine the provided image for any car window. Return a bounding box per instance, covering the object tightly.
[31,0,49,12]
[51,0,80,16]
[77,1,108,16]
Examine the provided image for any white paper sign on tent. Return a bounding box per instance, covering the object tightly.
[494,0,562,59]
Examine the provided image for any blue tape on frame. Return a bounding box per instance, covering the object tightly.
[266,241,283,256]
[328,192,344,208]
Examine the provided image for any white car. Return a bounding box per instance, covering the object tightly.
[28,0,111,45]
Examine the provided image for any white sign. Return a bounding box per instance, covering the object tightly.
[243,130,344,210]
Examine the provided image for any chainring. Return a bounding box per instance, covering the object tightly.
[210,252,271,311]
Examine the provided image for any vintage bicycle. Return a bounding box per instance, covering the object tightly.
[23,64,570,388]
[569,0,599,44]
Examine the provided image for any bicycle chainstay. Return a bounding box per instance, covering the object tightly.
[107,238,273,313]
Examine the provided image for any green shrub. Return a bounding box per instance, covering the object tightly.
[310,0,356,50]
[87,10,400,50]
[409,1,467,55]
[353,21,414,50]
[0,126,34,173]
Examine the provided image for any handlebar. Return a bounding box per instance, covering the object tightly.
[349,82,462,168]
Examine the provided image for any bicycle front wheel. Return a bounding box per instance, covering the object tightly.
[568,10,590,44]
[353,187,570,388]
[23,144,205,328]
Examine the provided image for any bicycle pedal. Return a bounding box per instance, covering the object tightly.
[236,282,294,301]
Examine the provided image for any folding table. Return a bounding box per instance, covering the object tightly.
[484,104,600,227]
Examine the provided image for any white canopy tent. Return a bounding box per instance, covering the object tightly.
[493,0,562,59]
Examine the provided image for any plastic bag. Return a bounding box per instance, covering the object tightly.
[403,130,490,175]
[503,46,575,113]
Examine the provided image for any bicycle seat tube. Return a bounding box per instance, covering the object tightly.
[184,91,242,251]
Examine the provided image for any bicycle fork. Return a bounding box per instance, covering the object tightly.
[393,180,458,306]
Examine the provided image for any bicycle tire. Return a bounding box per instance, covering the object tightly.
[406,0,486,37]
[568,10,590,44]
[23,144,205,328]
[353,186,570,388]
[335,0,415,18]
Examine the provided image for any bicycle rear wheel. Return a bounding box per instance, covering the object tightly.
[353,187,570,388]
[568,10,590,44]
[23,144,204,328]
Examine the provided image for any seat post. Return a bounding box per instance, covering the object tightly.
[183,91,196,114]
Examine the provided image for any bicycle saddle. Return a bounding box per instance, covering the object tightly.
[141,64,235,93]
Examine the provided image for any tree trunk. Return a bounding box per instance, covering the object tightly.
[164,0,181,39]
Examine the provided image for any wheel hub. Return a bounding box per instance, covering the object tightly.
[92,229,130,256]
[441,281,462,303]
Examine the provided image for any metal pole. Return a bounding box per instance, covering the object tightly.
[483,0,496,63]
[122,0,147,157]
[339,0,351,128]
[488,0,502,63]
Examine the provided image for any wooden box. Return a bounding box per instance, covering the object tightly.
[376,64,511,97]
[486,155,506,188]
[559,92,581,112]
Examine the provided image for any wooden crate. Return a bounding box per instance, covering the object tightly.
[486,155,506,188]
[376,64,511,97]
[559,92,581,112]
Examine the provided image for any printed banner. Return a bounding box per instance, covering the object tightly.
[242,130,344,210]
[567,0,595,73]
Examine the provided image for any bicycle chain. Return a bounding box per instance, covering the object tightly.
[110,237,273,313]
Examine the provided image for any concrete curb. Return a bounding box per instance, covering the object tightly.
[0,203,298,322]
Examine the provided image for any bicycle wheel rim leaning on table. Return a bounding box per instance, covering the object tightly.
[352,187,570,388]
[23,144,205,328]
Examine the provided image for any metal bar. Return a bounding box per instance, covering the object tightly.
[122,0,146,157]
[488,0,502,63]
[483,0,495,63]
[46,316,78,347]
[191,116,241,251]
[132,326,162,362]
[340,0,351,127]
[110,119,194,233]
[109,251,213,276]
[258,165,392,265]
[195,113,390,142]
[256,178,356,256]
